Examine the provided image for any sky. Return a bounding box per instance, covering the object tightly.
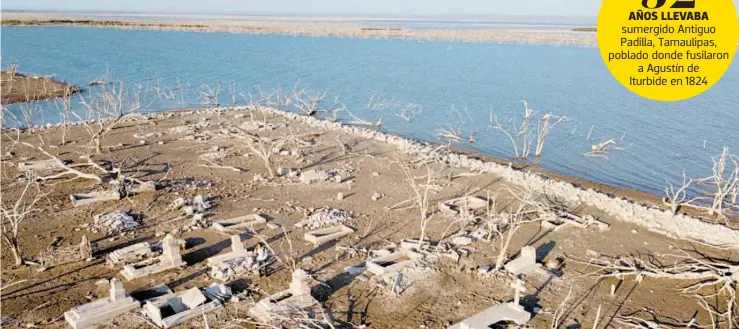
[1,0,601,18]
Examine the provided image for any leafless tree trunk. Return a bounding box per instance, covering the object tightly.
[664,171,694,214]
[396,159,442,248]
[1,179,46,266]
[535,113,568,157]
[77,81,142,154]
[229,125,285,178]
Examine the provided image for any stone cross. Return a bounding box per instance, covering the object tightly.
[230,235,244,252]
[510,278,526,305]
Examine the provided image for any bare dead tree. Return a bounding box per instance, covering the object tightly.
[229,125,285,178]
[1,178,47,266]
[342,94,394,127]
[77,81,143,154]
[584,138,626,160]
[437,105,475,144]
[663,171,695,215]
[696,147,739,219]
[293,90,327,116]
[569,249,738,328]
[396,158,443,248]
[490,185,543,271]
[535,113,568,157]
[392,103,423,123]
[199,82,221,107]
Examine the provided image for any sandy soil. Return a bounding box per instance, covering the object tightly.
[0,72,81,105]
[1,106,736,329]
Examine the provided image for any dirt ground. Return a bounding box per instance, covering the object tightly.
[1,107,736,329]
[0,71,81,105]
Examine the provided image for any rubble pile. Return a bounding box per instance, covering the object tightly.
[210,256,257,281]
[92,212,140,233]
[295,208,353,229]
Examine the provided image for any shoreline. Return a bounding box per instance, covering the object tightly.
[0,71,83,105]
[1,18,597,46]
[16,104,739,248]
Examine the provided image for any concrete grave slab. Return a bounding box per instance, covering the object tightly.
[439,196,488,216]
[18,159,66,174]
[212,214,267,232]
[206,235,254,266]
[448,303,531,329]
[366,250,413,275]
[70,190,121,207]
[504,246,537,275]
[121,234,186,280]
[107,242,152,264]
[64,278,140,329]
[399,239,431,250]
[303,225,354,245]
[249,269,319,323]
[144,284,230,328]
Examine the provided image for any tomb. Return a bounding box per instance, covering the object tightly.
[121,234,186,280]
[448,279,531,329]
[70,190,121,207]
[206,235,254,266]
[504,246,537,275]
[64,278,140,329]
[303,225,354,245]
[249,269,319,322]
[18,159,66,174]
[399,239,432,250]
[438,196,488,216]
[107,242,152,264]
[144,284,232,328]
[37,236,92,267]
[366,250,414,275]
[212,214,267,232]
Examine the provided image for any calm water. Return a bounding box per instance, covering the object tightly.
[2,26,737,196]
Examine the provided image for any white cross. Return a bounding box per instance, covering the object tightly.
[510,278,526,305]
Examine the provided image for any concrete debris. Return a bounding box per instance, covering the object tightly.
[295,208,352,229]
[439,196,489,216]
[504,246,537,275]
[199,149,228,162]
[144,284,230,328]
[239,120,276,131]
[276,167,296,176]
[18,159,67,175]
[304,225,354,245]
[212,214,267,232]
[448,278,531,329]
[540,208,610,231]
[92,212,140,233]
[37,236,92,268]
[107,242,152,265]
[378,261,433,296]
[121,234,186,280]
[133,132,162,139]
[371,191,384,201]
[249,269,319,323]
[299,169,329,184]
[169,125,196,135]
[451,236,474,246]
[64,278,140,329]
[70,191,122,207]
[366,250,414,275]
[207,235,257,281]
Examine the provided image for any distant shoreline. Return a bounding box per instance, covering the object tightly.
[0,18,597,46]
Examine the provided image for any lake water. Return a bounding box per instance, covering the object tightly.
[2,26,737,197]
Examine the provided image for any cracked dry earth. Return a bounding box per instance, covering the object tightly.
[1,108,736,329]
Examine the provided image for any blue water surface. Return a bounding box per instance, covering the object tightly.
[2,26,737,196]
